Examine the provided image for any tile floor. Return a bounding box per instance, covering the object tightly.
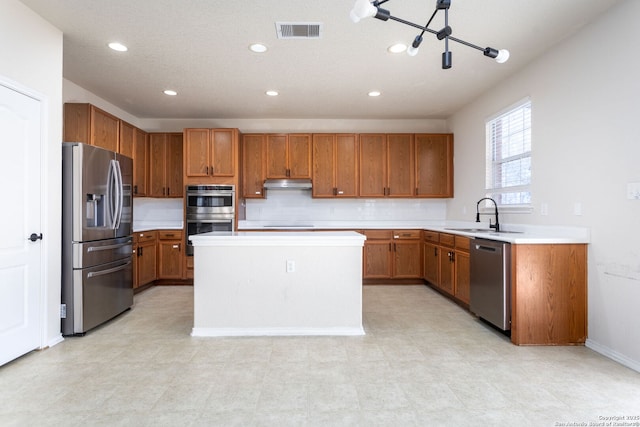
[1,285,639,426]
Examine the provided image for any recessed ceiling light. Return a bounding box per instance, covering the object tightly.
[368,91,381,97]
[265,90,279,97]
[249,43,268,53]
[163,90,177,96]
[387,43,407,53]
[108,42,128,52]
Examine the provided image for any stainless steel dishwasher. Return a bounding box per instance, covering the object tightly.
[470,238,511,331]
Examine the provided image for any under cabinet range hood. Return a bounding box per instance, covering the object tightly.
[263,178,312,190]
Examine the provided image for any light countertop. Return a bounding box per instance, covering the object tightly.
[237,220,589,244]
[189,231,366,247]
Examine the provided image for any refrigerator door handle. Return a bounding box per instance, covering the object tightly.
[108,159,123,230]
[87,241,132,252]
[113,159,124,230]
[86,260,132,278]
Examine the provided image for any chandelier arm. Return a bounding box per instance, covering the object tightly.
[388,15,485,53]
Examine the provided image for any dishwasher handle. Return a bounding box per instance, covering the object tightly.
[475,244,498,252]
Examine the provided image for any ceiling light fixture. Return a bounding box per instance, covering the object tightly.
[387,43,407,53]
[163,90,177,96]
[350,0,510,69]
[249,43,268,53]
[368,91,381,97]
[108,42,128,52]
[265,90,279,96]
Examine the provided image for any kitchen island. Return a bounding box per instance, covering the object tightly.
[189,231,366,337]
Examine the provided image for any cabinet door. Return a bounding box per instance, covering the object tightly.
[158,241,183,279]
[166,134,183,197]
[119,121,134,157]
[133,127,148,196]
[363,241,392,278]
[137,240,157,286]
[423,242,439,285]
[455,250,470,304]
[439,248,455,295]
[335,134,358,197]
[266,134,288,178]
[184,128,210,177]
[148,134,166,197]
[287,134,311,178]
[211,129,235,177]
[90,106,119,153]
[393,240,422,278]
[415,134,453,197]
[359,134,387,197]
[242,134,266,198]
[312,134,335,197]
[387,134,414,197]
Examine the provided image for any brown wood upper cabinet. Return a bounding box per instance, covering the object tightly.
[148,133,183,198]
[242,134,267,198]
[119,121,148,196]
[184,128,237,180]
[312,134,358,198]
[266,133,311,179]
[64,103,119,153]
[415,133,453,197]
[359,134,414,197]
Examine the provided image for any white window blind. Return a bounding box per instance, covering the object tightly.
[485,99,532,207]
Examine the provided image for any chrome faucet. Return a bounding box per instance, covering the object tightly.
[476,197,500,232]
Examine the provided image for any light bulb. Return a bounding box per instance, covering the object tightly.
[495,49,510,63]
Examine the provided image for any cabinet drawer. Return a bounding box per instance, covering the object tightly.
[158,230,183,240]
[393,230,421,239]
[136,230,157,243]
[455,236,470,252]
[439,233,455,247]
[423,230,439,243]
[364,229,393,240]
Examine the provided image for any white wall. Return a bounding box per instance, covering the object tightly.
[447,0,640,370]
[1,0,63,347]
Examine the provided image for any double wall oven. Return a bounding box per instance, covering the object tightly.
[185,185,235,255]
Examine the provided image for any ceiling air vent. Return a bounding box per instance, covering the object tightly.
[275,22,323,39]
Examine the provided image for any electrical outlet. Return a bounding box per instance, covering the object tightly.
[540,203,548,216]
[286,260,295,273]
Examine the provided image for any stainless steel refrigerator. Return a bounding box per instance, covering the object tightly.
[61,142,134,336]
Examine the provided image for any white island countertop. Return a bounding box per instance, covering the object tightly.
[190,230,366,246]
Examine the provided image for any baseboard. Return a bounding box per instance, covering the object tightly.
[586,338,640,373]
[191,326,365,337]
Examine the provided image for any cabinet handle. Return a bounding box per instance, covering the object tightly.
[167,187,170,195]
[388,243,392,251]
[337,190,343,195]
[172,244,179,249]
[134,185,138,195]
[205,166,208,175]
[138,247,143,257]
[255,191,261,195]
[434,247,438,257]
[333,188,337,196]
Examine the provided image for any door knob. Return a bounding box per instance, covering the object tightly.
[28,233,43,242]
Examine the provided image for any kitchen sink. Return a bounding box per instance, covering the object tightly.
[445,228,523,234]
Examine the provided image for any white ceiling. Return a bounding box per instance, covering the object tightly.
[20,0,621,120]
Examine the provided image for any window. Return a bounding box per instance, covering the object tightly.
[485,98,532,209]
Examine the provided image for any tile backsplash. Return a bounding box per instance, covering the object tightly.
[244,189,447,222]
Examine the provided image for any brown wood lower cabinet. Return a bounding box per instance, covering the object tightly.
[422,231,470,304]
[134,231,157,289]
[363,229,422,280]
[511,243,587,345]
[157,230,183,279]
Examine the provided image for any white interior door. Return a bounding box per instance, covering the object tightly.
[0,82,43,366]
